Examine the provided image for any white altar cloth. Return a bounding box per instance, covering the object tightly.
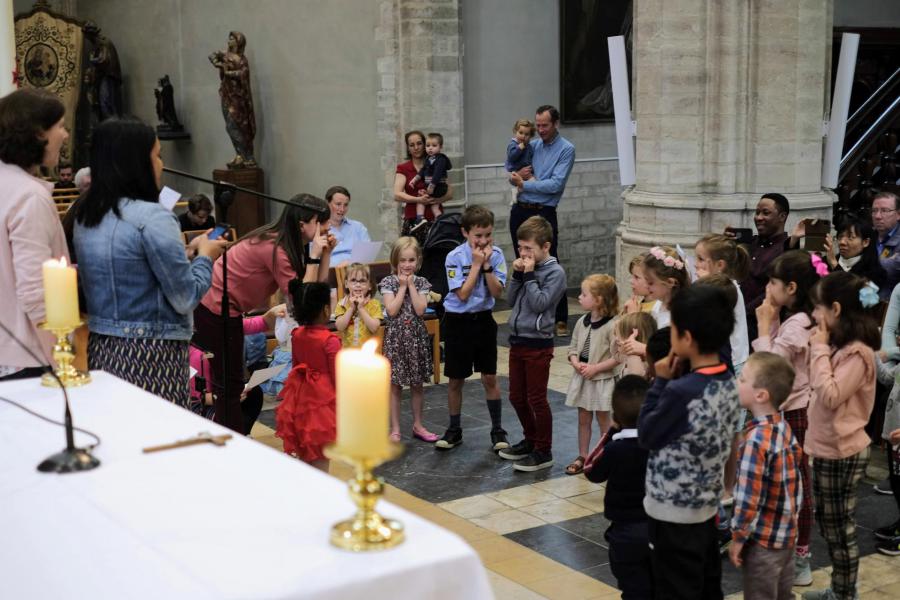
[0,371,493,600]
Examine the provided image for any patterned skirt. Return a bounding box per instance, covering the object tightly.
[88,333,190,407]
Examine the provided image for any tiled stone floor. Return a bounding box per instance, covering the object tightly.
[251,298,900,599]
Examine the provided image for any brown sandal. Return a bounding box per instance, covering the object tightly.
[565,456,585,475]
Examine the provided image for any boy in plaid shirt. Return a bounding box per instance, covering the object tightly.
[729,351,803,600]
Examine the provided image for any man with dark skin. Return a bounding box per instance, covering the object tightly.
[726,193,790,341]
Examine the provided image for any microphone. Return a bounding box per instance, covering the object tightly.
[0,320,100,473]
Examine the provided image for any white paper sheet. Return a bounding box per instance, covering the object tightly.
[159,186,181,211]
[349,241,383,264]
[243,365,284,394]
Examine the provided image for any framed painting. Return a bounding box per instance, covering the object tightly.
[559,0,633,124]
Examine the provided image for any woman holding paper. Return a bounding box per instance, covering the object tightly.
[74,118,227,405]
[0,89,71,380]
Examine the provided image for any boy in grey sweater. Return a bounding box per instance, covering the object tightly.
[498,216,567,471]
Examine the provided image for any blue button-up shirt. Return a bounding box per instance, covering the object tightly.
[326,217,371,265]
[518,133,576,207]
[444,242,508,313]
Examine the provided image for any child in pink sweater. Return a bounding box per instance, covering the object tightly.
[804,272,879,600]
[752,250,819,584]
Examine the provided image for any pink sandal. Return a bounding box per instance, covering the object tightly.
[412,427,439,443]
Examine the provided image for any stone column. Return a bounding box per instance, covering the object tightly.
[616,0,835,284]
[375,0,464,243]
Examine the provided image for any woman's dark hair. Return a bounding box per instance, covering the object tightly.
[0,89,65,169]
[288,280,331,325]
[811,271,880,351]
[835,216,886,290]
[241,193,329,275]
[404,130,425,159]
[75,118,159,228]
[767,250,818,320]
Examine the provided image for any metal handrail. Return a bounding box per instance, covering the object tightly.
[839,95,900,179]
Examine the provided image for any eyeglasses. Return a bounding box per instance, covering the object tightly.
[872,209,896,215]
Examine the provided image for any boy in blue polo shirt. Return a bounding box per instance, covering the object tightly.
[435,205,509,451]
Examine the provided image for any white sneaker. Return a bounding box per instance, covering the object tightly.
[794,554,812,586]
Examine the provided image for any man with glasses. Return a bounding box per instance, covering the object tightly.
[871,192,900,298]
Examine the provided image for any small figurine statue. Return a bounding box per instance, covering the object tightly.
[83,22,123,121]
[209,31,257,169]
[154,75,183,132]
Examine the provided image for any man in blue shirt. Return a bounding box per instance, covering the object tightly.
[872,191,900,300]
[435,205,509,452]
[509,104,575,336]
[324,185,371,267]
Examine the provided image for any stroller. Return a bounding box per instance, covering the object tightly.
[419,211,465,320]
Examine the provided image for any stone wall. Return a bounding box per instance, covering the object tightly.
[465,159,624,287]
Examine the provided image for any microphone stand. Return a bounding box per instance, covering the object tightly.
[0,320,100,473]
[162,167,316,432]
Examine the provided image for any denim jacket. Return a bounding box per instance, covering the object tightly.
[74,198,213,340]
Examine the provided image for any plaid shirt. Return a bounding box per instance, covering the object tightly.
[731,412,804,549]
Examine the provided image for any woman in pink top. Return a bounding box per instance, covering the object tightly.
[0,90,69,380]
[193,194,334,433]
[805,272,879,600]
[753,250,819,581]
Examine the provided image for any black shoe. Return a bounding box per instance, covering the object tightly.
[434,427,462,450]
[874,478,893,495]
[490,428,509,451]
[513,450,554,472]
[409,219,429,235]
[876,535,900,556]
[875,519,900,541]
[498,439,533,461]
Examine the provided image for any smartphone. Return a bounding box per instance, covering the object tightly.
[208,223,231,241]
[727,227,754,245]
[803,219,830,253]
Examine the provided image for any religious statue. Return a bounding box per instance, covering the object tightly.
[209,31,257,169]
[154,75,184,132]
[83,22,123,121]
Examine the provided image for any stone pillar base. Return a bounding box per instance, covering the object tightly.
[615,187,836,288]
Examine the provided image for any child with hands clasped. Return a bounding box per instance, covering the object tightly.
[638,284,740,597]
[802,272,880,600]
[334,262,382,348]
[379,237,437,443]
[753,250,820,583]
[275,281,340,472]
[564,274,621,475]
[729,352,804,600]
[622,253,655,314]
[436,206,508,451]
[498,216,567,472]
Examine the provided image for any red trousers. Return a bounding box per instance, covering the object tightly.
[508,345,554,452]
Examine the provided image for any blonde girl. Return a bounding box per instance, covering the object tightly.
[614,311,657,377]
[334,262,383,348]
[622,253,655,314]
[805,272,879,599]
[564,274,620,475]
[694,234,751,372]
[378,237,438,443]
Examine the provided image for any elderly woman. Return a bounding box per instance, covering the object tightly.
[393,130,452,243]
[0,89,70,380]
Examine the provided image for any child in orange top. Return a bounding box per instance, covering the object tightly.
[275,280,341,472]
[804,272,879,600]
[334,262,383,348]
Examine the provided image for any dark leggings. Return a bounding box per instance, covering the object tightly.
[888,445,900,514]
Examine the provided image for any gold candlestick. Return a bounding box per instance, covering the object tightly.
[323,441,404,551]
[39,321,91,388]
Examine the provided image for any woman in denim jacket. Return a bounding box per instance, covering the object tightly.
[74,119,226,405]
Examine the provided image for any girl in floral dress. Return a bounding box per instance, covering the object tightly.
[379,237,437,443]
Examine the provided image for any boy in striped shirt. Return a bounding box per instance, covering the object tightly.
[729,351,803,600]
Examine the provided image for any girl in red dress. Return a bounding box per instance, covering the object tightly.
[275,280,341,471]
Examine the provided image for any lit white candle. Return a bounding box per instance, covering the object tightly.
[336,339,390,456]
[42,257,80,329]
